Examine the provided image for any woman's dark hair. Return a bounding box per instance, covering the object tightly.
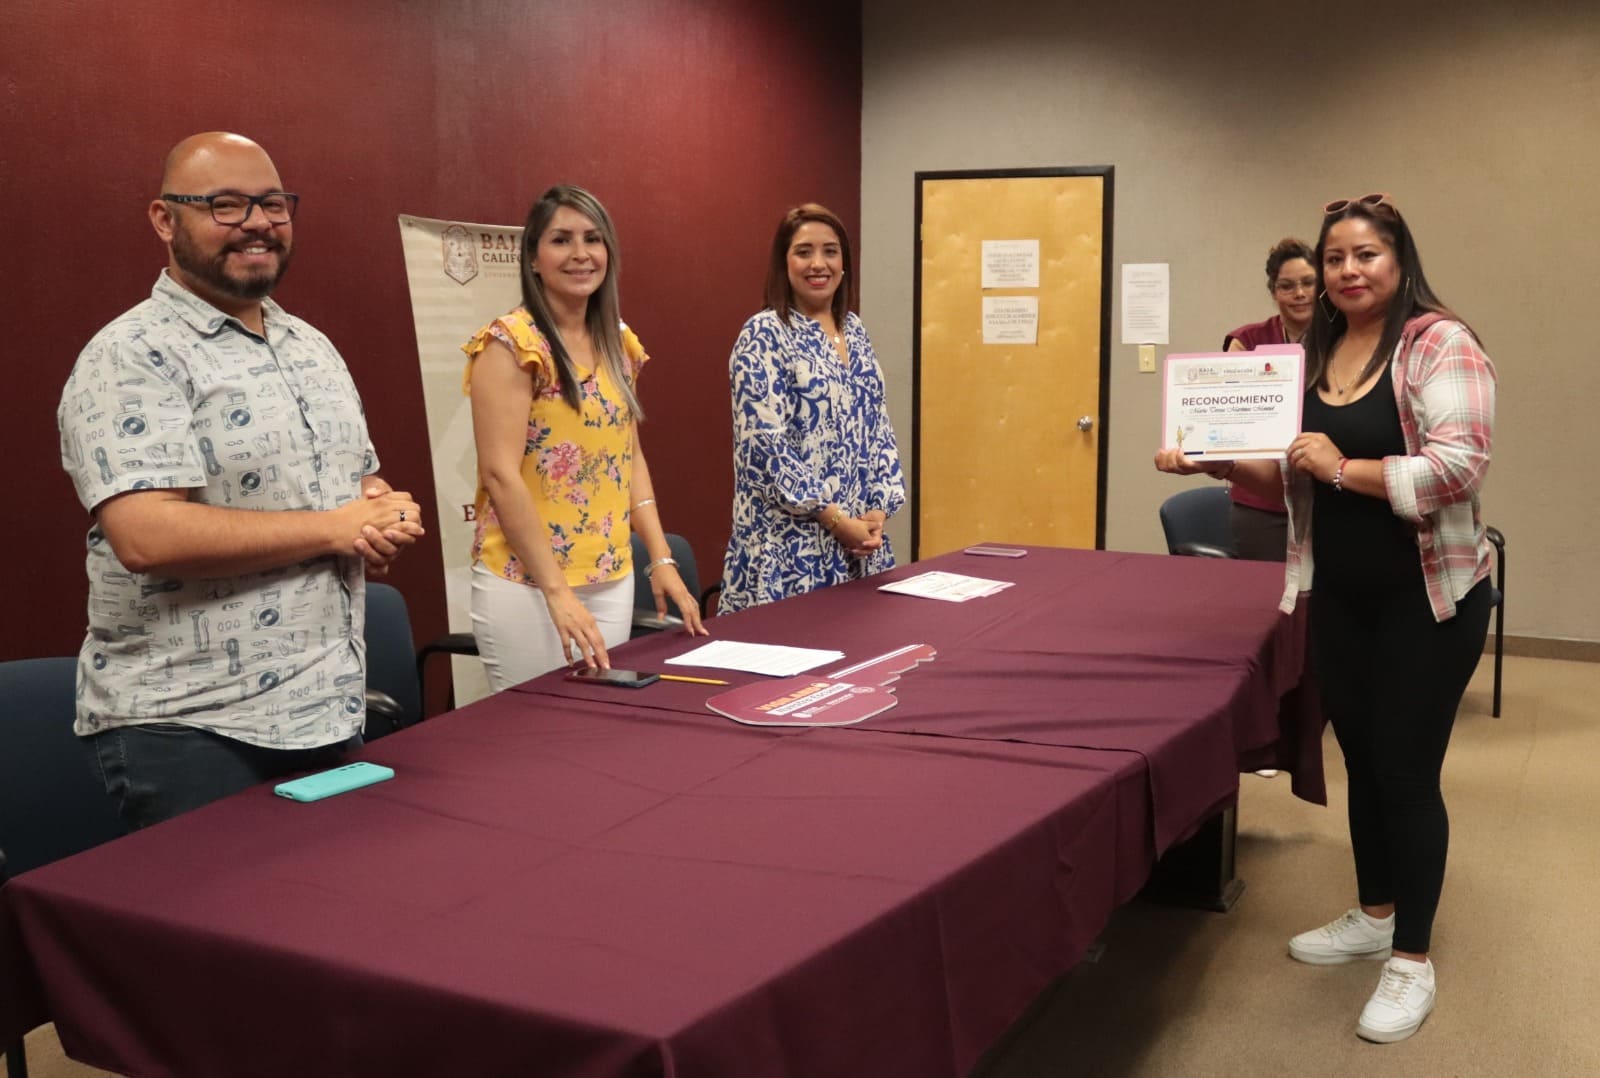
[1264,237,1314,289]
[518,184,643,420]
[1304,199,1475,393]
[763,203,855,327]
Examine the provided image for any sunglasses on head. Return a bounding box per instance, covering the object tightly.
[1323,192,1393,215]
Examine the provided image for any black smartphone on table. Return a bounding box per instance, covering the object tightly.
[564,667,660,688]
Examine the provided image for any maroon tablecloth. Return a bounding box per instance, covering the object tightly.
[523,547,1325,851]
[0,890,46,1047]
[2,546,1320,1077]
[6,702,1146,1077]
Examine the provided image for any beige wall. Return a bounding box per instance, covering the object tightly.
[861,0,1599,642]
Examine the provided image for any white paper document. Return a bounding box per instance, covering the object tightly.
[665,639,845,677]
[982,296,1039,345]
[1120,262,1170,345]
[981,239,1040,288]
[877,571,1015,603]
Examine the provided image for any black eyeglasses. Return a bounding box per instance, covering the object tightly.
[161,192,299,225]
[1323,192,1392,216]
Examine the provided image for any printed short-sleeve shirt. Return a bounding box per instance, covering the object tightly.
[57,272,378,748]
[461,309,647,587]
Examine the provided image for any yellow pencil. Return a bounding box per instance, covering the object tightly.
[658,674,730,686]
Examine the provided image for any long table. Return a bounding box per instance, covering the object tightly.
[1,547,1322,1077]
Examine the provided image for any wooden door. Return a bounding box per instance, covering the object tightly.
[913,169,1112,556]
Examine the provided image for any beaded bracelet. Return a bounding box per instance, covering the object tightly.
[1333,457,1348,492]
[644,556,678,577]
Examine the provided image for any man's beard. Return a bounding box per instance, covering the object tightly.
[171,221,292,300]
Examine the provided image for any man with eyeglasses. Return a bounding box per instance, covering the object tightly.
[56,131,426,829]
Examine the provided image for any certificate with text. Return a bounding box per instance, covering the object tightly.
[1161,347,1304,460]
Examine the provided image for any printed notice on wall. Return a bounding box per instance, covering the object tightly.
[981,239,1040,288]
[982,296,1039,345]
[1121,262,1170,344]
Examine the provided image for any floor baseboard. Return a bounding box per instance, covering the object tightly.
[1496,635,1600,663]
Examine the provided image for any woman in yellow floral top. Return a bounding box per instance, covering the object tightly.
[464,185,706,689]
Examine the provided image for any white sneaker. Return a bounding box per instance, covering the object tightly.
[1357,956,1436,1043]
[1288,908,1394,965]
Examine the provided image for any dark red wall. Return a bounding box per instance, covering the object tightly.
[1,0,862,670]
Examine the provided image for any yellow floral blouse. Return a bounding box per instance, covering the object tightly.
[462,308,648,586]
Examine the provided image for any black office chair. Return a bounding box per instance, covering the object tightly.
[1486,525,1506,718]
[628,532,701,635]
[416,534,710,711]
[364,583,423,740]
[1158,487,1235,559]
[0,657,130,1078]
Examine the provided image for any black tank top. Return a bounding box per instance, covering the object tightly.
[1301,362,1422,586]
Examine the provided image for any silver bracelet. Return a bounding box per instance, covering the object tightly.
[644,556,678,577]
[631,498,657,512]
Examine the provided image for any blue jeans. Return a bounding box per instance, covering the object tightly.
[86,724,360,831]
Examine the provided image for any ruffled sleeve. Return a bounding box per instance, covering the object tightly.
[462,309,555,395]
[620,322,649,383]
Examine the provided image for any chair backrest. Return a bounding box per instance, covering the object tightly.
[0,657,127,877]
[630,533,700,612]
[363,583,421,738]
[1158,486,1235,557]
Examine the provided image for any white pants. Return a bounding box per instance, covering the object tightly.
[469,564,634,693]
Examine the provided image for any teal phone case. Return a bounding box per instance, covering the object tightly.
[274,762,395,802]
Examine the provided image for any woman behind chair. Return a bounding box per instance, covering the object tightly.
[718,204,904,613]
[1155,193,1495,1044]
[1219,238,1316,561]
[463,185,705,689]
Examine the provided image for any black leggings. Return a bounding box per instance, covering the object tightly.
[1310,577,1492,954]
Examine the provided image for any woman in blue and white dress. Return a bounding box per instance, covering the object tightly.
[718,203,905,613]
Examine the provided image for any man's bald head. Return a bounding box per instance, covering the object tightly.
[150,132,294,318]
[160,132,282,194]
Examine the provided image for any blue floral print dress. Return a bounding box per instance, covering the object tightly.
[718,309,905,612]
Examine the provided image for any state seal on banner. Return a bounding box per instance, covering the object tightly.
[441,224,478,285]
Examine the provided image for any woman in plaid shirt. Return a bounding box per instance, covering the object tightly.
[1157,194,1495,1045]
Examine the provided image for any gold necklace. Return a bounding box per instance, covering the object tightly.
[1331,359,1367,395]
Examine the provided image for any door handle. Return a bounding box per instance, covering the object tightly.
[1076,416,1094,432]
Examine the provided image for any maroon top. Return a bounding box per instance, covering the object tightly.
[2,547,1322,1078]
[1221,315,1292,514]
[1223,313,1290,352]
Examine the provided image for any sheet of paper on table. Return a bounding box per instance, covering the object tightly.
[665,639,846,677]
[877,571,1015,602]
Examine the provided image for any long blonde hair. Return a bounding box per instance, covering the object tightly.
[518,185,644,419]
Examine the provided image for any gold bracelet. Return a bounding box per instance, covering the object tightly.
[820,506,844,531]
